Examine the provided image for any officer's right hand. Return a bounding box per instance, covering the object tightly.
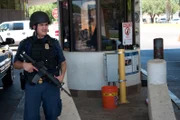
[23,62,38,73]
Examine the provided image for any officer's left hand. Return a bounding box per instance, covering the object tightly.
[54,75,64,83]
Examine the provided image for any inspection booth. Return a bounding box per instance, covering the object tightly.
[57,0,141,96]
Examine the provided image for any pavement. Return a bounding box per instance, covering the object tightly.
[73,87,149,120]
[9,81,180,120]
[10,66,149,120]
[11,86,149,120]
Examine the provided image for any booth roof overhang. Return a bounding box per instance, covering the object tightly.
[28,0,57,6]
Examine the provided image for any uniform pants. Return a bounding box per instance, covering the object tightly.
[24,82,62,120]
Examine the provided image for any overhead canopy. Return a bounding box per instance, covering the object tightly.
[28,0,57,6]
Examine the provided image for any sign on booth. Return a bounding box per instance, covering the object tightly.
[122,22,132,45]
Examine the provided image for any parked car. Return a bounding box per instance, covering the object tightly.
[0,36,15,89]
[0,20,34,45]
[169,18,180,24]
[158,18,168,23]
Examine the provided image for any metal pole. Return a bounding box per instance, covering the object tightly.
[118,48,128,104]
[68,0,74,51]
[57,0,63,46]
[96,0,101,51]
[153,38,164,59]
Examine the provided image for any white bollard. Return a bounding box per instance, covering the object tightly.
[148,59,166,85]
[147,59,176,120]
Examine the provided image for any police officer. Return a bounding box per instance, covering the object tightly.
[13,11,66,120]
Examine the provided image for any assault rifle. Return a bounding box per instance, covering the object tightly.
[20,51,71,97]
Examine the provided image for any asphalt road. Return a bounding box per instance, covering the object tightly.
[140,24,180,50]
[0,24,180,120]
[0,69,23,120]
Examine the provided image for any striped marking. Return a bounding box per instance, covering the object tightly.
[168,90,180,109]
[102,92,117,96]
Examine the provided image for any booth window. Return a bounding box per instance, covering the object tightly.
[72,0,97,51]
[100,0,134,51]
[61,0,135,51]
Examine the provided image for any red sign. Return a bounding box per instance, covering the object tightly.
[55,30,59,36]
[52,8,58,19]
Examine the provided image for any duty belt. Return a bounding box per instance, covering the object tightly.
[38,78,43,84]
[38,77,52,84]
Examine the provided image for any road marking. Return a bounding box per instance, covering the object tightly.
[141,68,147,76]
[169,90,180,109]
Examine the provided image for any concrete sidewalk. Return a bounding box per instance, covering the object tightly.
[11,87,149,120]
[10,82,180,120]
[73,87,149,120]
[58,89,81,120]
[11,88,81,120]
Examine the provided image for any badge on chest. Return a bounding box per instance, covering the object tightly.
[45,43,50,50]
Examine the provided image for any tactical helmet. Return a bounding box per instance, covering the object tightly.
[30,11,51,29]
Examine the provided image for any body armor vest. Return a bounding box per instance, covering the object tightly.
[24,36,59,83]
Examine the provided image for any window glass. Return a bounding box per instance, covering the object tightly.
[100,0,123,51]
[72,0,97,51]
[61,0,134,51]
[100,0,133,51]
[12,23,23,30]
[0,24,10,32]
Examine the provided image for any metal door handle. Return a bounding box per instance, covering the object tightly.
[22,32,25,35]
[7,33,10,35]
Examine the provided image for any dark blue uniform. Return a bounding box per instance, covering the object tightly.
[14,34,65,120]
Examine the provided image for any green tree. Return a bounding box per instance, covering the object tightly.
[142,0,179,23]
[166,0,180,20]
[169,0,180,18]
[28,3,57,22]
[142,0,165,23]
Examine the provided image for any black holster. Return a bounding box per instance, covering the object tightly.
[20,72,26,90]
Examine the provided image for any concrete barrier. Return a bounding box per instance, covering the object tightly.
[147,59,176,120]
